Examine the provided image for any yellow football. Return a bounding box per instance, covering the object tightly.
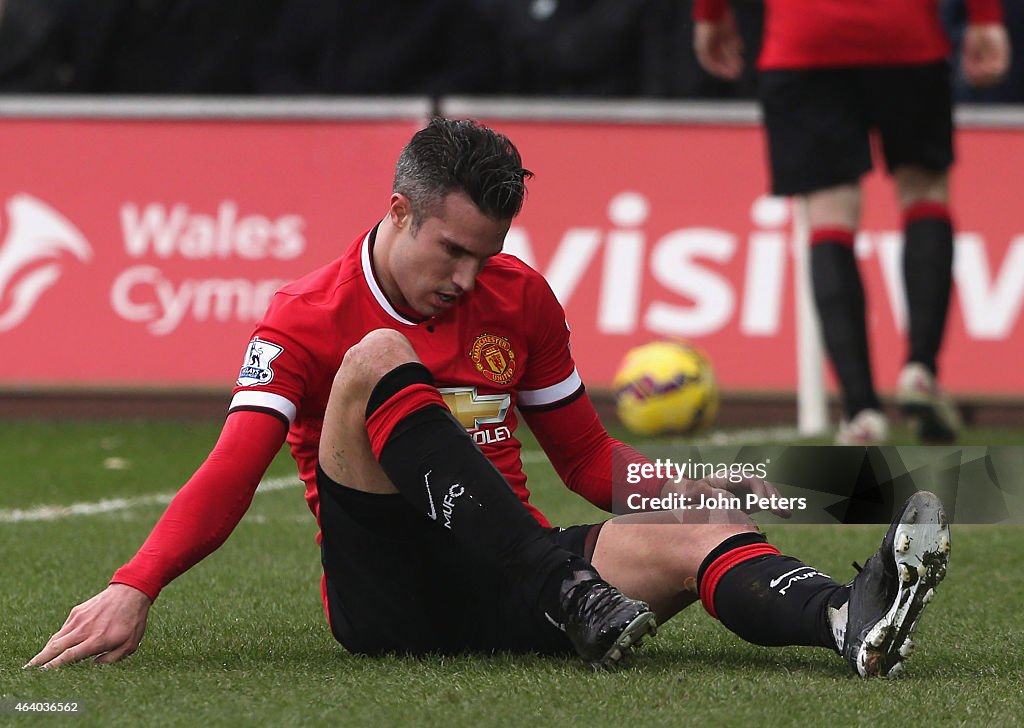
[612,340,719,436]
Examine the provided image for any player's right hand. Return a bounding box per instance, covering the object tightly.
[693,12,744,81]
[24,583,152,669]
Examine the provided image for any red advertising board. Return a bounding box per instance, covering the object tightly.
[0,118,422,387]
[485,120,1024,396]
[1,114,1021,396]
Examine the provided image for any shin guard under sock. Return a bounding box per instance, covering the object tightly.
[810,230,880,417]
[697,532,844,648]
[903,203,954,373]
[365,362,594,619]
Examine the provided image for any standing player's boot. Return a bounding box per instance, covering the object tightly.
[559,571,657,669]
[841,490,950,677]
[897,363,961,443]
[835,408,889,445]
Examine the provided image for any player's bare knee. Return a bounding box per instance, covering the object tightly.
[334,329,419,402]
[894,166,949,207]
[805,183,861,229]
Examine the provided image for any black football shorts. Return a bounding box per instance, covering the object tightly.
[758,61,954,196]
[315,464,604,656]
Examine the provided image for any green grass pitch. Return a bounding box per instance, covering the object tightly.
[2,419,1022,727]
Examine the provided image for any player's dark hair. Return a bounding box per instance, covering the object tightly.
[393,117,533,230]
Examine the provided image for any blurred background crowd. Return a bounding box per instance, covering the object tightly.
[0,0,1020,102]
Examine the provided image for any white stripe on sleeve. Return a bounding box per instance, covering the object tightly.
[517,368,583,408]
[229,390,298,424]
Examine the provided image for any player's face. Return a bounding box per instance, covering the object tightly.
[386,192,509,317]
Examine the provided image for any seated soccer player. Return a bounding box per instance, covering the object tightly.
[28,118,950,677]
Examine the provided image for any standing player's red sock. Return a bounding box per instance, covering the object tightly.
[698,532,847,649]
[364,361,599,621]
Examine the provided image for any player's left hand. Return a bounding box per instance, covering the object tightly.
[693,11,744,80]
[961,23,1011,88]
[695,476,793,518]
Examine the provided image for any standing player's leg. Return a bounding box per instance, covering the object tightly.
[758,68,886,444]
[318,328,655,665]
[892,167,962,442]
[894,166,951,375]
[876,61,962,442]
[805,185,887,444]
[590,487,951,677]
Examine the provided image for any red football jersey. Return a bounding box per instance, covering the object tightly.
[694,0,1003,69]
[228,224,582,527]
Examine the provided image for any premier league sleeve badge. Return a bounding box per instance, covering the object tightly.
[236,337,285,386]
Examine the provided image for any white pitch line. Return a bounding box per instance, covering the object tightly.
[0,476,302,524]
[682,425,805,447]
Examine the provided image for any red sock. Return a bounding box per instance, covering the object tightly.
[697,533,841,648]
[365,366,446,460]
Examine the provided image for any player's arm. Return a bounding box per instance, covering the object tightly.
[25,410,287,669]
[523,392,788,517]
[692,0,744,80]
[521,390,661,513]
[962,0,1010,88]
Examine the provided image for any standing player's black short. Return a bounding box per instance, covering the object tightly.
[316,465,604,656]
[758,61,954,196]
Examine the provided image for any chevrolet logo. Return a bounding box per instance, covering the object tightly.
[438,386,511,429]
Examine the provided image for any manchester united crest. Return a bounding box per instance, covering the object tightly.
[470,333,516,384]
